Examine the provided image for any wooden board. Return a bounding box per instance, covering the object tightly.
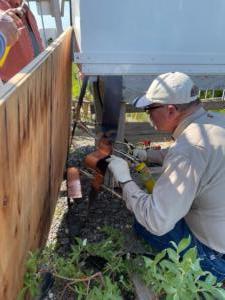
[125,122,171,143]
[125,100,225,143]
[0,28,72,300]
[126,100,225,113]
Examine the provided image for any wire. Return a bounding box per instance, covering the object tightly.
[79,169,122,199]
[70,76,89,147]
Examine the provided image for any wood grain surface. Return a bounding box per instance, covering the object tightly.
[0,28,72,300]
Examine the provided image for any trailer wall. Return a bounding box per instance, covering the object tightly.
[73,0,225,75]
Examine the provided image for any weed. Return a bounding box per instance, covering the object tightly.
[19,228,225,299]
[140,237,225,299]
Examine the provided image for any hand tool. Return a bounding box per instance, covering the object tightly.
[84,137,113,209]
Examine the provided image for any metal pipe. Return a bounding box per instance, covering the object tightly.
[79,169,122,199]
[113,148,139,163]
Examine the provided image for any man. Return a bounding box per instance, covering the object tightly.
[0,0,44,82]
[107,72,225,281]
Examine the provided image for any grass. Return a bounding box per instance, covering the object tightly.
[211,109,225,114]
[72,64,93,101]
[72,64,81,100]
[126,112,149,122]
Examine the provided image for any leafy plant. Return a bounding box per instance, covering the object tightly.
[86,276,123,300]
[18,251,41,299]
[72,64,93,101]
[140,236,225,299]
[19,229,225,300]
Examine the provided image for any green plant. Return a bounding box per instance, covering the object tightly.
[84,227,133,293]
[19,227,133,299]
[86,276,123,300]
[140,236,225,299]
[72,64,93,123]
[19,229,225,300]
[72,64,93,101]
[126,112,149,122]
[18,251,41,299]
[200,89,223,99]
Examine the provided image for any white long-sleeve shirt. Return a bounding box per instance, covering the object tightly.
[123,107,225,253]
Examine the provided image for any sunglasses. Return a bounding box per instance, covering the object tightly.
[144,105,164,113]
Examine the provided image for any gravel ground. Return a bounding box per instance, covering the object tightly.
[42,124,171,299]
[48,130,134,247]
[43,129,136,299]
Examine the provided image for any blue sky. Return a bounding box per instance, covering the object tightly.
[29,1,70,30]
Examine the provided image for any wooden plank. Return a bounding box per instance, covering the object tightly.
[0,28,72,300]
[201,99,225,110]
[126,100,225,113]
[125,100,225,143]
[125,122,171,143]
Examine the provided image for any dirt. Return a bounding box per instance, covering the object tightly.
[42,124,170,299]
[43,129,136,299]
[48,133,134,245]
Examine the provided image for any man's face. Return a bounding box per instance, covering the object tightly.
[146,104,180,133]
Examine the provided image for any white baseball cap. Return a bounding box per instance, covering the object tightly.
[133,72,199,108]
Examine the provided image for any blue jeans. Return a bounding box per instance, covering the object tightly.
[134,219,225,282]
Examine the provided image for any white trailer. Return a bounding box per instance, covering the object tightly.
[72,0,225,85]
[73,0,225,76]
[72,0,225,138]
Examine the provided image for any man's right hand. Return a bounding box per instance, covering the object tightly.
[0,11,20,46]
[133,148,147,161]
[106,155,132,184]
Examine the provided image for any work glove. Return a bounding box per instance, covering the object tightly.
[107,155,132,184]
[133,148,147,161]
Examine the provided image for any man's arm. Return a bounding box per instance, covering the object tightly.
[146,148,169,165]
[133,147,169,165]
[122,148,206,235]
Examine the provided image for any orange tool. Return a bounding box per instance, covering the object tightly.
[84,137,113,192]
[84,137,113,209]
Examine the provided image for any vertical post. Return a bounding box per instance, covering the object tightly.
[101,76,123,141]
[116,100,126,143]
[92,76,123,141]
[50,0,63,35]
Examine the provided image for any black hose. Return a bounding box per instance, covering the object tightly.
[96,76,103,108]
[69,0,73,26]
[70,75,89,145]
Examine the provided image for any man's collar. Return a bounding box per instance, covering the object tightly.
[172,107,206,140]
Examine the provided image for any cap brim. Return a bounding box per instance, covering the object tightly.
[132,95,153,108]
